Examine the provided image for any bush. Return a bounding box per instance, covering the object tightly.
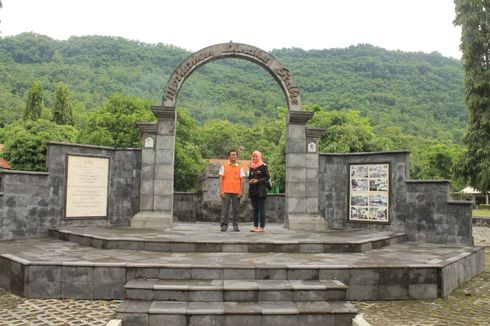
[480,204,490,210]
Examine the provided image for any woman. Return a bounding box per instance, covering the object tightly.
[248,150,270,232]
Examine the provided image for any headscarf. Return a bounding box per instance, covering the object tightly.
[250,150,265,169]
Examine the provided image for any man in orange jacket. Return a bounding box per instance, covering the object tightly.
[219,149,246,232]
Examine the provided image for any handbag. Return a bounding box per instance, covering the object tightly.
[266,179,272,190]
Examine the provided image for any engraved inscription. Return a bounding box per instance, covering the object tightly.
[275,67,300,105]
[65,155,109,218]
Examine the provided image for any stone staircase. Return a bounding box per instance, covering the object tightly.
[116,278,357,326]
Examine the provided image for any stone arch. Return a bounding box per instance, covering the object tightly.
[132,42,327,232]
[162,42,302,110]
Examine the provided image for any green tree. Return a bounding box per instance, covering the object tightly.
[24,80,44,121]
[53,82,74,125]
[454,0,490,193]
[306,106,387,153]
[416,143,462,180]
[199,119,248,158]
[0,119,78,171]
[77,94,155,148]
[174,108,206,191]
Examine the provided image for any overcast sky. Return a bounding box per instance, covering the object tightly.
[0,0,462,59]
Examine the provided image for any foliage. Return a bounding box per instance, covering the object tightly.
[306,105,387,153]
[53,82,74,125]
[174,108,206,191]
[77,94,155,148]
[24,80,44,121]
[453,0,490,193]
[0,119,77,171]
[0,33,472,186]
[415,143,463,180]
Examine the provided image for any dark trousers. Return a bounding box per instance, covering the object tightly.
[220,193,240,228]
[250,196,266,228]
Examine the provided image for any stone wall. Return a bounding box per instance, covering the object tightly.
[319,151,473,246]
[173,190,285,224]
[0,142,141,240]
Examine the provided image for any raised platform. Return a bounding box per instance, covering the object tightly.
[0,223,484,302]
[49,223,407,253]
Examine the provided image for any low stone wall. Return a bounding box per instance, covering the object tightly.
[173,192,285,224]
[0,142,141,240]
[319,151,474,246]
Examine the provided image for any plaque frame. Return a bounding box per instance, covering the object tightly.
[64,154,111,219]
[348,162,391,224]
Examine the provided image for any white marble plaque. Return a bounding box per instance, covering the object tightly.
[65,155,109,218]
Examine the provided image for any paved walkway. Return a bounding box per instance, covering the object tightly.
[0,226,488,325]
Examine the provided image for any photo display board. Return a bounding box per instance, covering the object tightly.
[65,155,110,218]
[349,163,390,223]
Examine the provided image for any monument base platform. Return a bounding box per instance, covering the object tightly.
[130,211,172,229]
[286,214,329,232]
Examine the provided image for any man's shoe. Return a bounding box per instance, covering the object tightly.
[233,226,240,232]
[220,226,227,232]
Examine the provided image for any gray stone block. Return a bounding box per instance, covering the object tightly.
[127,288,153,300]
[408,283,437,299]
[93,282,125,300]
[288,269,318,280]
[298,243,324,253]
[293,290,326,301]
[10,261,26,296]
[299,314,335,326]
[189,315,224,326]
[350,269,379,285]
[378,284,409,300]
[224,290,256,302]
[159,267,191,280]
[127,267,159,280]
[223,268,255,280]
[28,265,61,283]
[225,315,262,326]
[94,267,126,284]
[409,268,437,284]
[61,281,93,299]
[117,313,148,326]
[348,284,378,300]
[259,290,293,302]
[256,268,287,280]
[153,290,188,301]
[262,315,299,326]
[26,281,61,298]
[149,314,186,326]
[192,268,223,280]
[336,313,356,326]
[190,290,223,302]
[0,257,11,290]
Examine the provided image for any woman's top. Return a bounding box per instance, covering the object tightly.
[248,163,270,198]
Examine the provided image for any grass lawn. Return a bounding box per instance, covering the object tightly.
[473,209,490,217]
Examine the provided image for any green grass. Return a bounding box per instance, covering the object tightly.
[473,209,490,217]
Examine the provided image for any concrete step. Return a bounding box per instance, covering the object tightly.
[116,300,358,326]
[125,278,348,302]
[49,224,407,253]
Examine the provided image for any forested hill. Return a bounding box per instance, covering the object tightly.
[0,33,465,143]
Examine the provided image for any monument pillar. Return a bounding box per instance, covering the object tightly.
[285,111,328,231]
[130,106,175,228]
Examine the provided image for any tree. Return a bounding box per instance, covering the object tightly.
[24,80,44,121]
[0,119,78,171]
[174,108,206,191]
[306,106,387,153]
[454,0,490,193]
[53,82,74,125]
[77,94,155,148]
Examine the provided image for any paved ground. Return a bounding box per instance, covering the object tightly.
[0,226,488,325]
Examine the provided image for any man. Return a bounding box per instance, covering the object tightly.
[219,149,246,232]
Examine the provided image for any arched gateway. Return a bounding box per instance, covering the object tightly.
[131,42,328,231]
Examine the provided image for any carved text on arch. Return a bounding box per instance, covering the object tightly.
[223,42,273,65]
[275,67,300,105]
